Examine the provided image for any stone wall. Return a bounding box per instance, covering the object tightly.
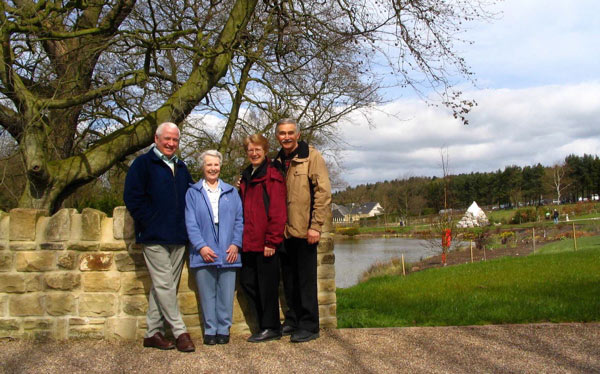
[0,207,336,340]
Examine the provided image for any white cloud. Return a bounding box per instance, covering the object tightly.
[338,82,600,187]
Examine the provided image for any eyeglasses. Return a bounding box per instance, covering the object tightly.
[246,148,264,154]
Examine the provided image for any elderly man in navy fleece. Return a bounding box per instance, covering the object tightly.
[123,122,195,352]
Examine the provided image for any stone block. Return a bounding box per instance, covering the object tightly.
[9,294,44,316]
[320,316,337,329]
[121,272,151,295]
[0,211,8,240]
[318,291,336,305]
[107,317,137,340]
[46,293,76,316]
[69,317,87,325]
[55,318,68,340]
[9,242,37,251]
[317,264,335,280]
[121,295,148,316]
[0,252,12,271]
[9,208,48,241]
[178,268,197,292]
[15,252,55,272]
[318,252,335,265]
[80,253,113,271]
[79,294,116,317]
[178,292,199,315]
[24,274,43,292]
[187,326,205,340]
[0,295,7,316]
[44,209,77,242]
[82,272,120,292]
[0,273,25,293]
[0,242,7,251]
[0,318,20,331]
[318,303,336,318]
[113,207,135,240]
[23,317,53,330]
[100,242,127,251]
[57,252,78,270]
[68,242,100,252]
[318,279,336,293]
[40,243,66,251]
[229,322,251,336]
[44,272,80,290]
[182,314,202,328]
[81,208,106,241]
[115,252,146,272]
[317,237,334,254]
[69,324,104,339]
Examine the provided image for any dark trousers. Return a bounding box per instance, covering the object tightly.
[240,251,281,330]
[279,237,319,333]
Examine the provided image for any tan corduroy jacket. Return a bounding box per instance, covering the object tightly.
[275,141,332,239]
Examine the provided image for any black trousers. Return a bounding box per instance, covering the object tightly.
[240,251,281,330]
[279,237,319,333]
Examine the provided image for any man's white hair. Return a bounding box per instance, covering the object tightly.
[156,122,180,137]
[198,149,223,168]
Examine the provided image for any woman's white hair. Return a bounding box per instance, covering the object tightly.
[198,149,223,168]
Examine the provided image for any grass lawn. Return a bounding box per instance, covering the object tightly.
[337,242,600,328]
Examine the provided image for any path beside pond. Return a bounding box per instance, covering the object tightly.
[2,323,598,374]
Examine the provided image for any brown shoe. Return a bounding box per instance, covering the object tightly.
[143,332,175,350]
[176,332,195,352]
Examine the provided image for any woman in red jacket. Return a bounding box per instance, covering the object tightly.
[239,133,287,342]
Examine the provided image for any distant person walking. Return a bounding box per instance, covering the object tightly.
[553,209,559,224]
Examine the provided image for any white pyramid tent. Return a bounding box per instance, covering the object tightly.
[456,201,489,228]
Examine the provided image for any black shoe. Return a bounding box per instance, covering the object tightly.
[203,335,217,345]
[281,325,296,336]
[247,329,282,343]
[290,329,319,343]
[216,334,230,344]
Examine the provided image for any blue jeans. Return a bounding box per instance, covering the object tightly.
[193,266,237,336]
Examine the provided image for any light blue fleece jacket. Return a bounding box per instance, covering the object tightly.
[185,179,243,268]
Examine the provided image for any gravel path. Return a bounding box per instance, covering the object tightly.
[2,323,599,374]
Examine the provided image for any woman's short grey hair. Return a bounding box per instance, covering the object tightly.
[198,149,223,168]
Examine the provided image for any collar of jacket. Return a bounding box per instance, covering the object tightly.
[190,179,234,194]
[276,140,309,164]
[147,148,184,167]
[241,157,270,183]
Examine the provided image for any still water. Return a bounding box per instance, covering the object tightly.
[334,237,442,288]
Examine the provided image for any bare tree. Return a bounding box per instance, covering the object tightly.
[0,0,496,212]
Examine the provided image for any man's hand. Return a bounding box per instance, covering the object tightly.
[264,246,275,257]
[226,244,239,263]
[307,229,321,244]
[199,246,217,263]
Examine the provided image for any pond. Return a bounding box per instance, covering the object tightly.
[334,237,443,288]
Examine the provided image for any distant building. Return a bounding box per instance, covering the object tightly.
[332,202,384,223]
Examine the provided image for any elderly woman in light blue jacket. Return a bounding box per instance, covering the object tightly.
[185,150,243,346]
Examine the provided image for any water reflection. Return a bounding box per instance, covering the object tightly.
[334,237,442,288]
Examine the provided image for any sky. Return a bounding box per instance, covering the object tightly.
[337,0,600,188]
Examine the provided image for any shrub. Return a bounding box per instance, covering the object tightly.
[338,227,360,236]
[510,208,537,224]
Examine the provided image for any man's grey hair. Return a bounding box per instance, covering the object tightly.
[198,149,223,168]
[275,118,298,132]
[156,122,180,137]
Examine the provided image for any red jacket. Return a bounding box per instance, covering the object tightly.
[239,158,287,252]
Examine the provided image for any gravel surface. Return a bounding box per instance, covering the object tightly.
[2,323,599,374]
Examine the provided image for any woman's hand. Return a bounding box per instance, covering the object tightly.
[226,244,239,263]
[199,246,217,263]
[264,246,275,257]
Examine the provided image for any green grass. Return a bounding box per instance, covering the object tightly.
[535,234,600,254]
[337,247,600,328]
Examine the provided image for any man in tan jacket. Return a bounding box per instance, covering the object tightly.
[273,118,331,343]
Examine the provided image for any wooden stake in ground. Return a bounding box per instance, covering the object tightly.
[401,254,406,276]
[470,241,474,263]
[573,222,578,251]
[532,227,536,254]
